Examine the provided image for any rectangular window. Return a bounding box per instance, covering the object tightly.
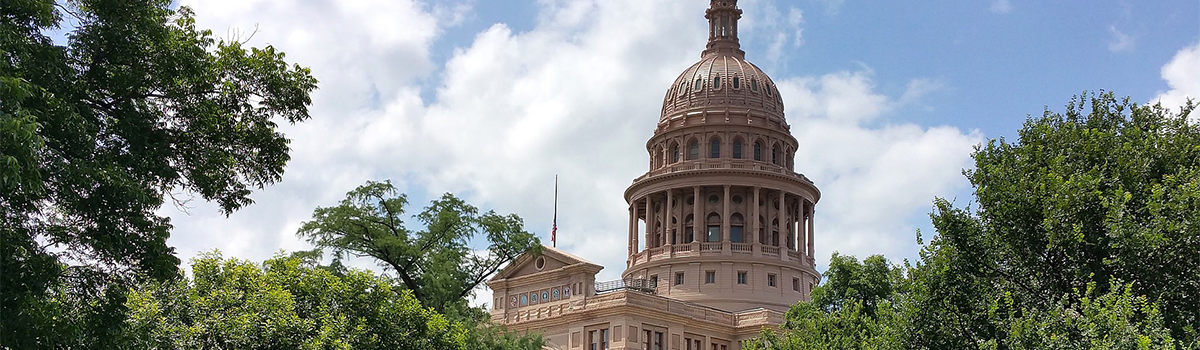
[643,330,651,350]
[793,277,800,291]
[737,271,747,284]
[705,271,716,284]
[707,226,720,242]
[675,272,685,285]
[588,326,610,350]
[730,226,743,243]
[650,275,658,289]
[768,274,777,287]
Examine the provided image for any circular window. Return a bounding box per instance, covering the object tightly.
[708,194,720,204]
[732,195,743,204]
[535,256,546,270]
[686,196,695,205]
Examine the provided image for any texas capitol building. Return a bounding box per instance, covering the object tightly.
[487,1,821,349]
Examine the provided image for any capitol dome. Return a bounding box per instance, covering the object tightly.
[658,0,787,132]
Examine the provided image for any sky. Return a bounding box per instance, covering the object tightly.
[159,0,1200,307]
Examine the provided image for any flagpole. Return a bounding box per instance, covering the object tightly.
[552,174,558,247]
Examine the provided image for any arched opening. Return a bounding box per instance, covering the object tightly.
[751,78,759,92]
[730,213,745,243]
[733,76,741,89]
[687,139,699,160]
[713,76,721,89]
[754,141,763,161]
[652,145,663,168]
[684,214,695,243]
[732,139,743,159]
[695,78,704,91]
[706,213,721,242]
[771,143,781,165]
[771,218,780,246]
[758,216,767,244]
[670,142,680,163]
[709,137,721,158]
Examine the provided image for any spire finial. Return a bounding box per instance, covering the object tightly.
[702,0,745,58]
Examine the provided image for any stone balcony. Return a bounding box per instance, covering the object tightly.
[632,160,814,185]
[627,242,813,269]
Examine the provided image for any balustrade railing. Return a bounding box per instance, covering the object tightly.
[632,160,812,184]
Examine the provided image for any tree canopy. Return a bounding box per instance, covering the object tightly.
[122,253,468,350]
[749,92,1199,349]
[297,180,541,317]
[2,0,316,347]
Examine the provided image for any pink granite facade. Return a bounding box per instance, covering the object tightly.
[488,1,820,349]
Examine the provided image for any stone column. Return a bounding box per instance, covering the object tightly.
[752,187,761,245]
[777,190,785,248]
[644,196,652,248]
[666,190,674,245]
[807,204,815,259]
[722,185,730,242]
[628,203,636,256]
[692,186,701,243]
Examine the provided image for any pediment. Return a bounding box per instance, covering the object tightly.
[490,245,602,282]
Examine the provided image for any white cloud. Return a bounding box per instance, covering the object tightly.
[778,71,982,262]
[1107,26,1135,52]
[1153,42,1200,114]
[990,0,1013,14]
[166,0,982,308]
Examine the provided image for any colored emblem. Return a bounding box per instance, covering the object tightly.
[530,292,538,303]
[552,289,560,300]
[510,296,517,308]
[563,285,571,297]
[542,291,549,301]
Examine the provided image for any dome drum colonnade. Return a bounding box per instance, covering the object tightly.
[621,0,821,311]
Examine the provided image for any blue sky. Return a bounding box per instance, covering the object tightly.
[150,0,1199,306]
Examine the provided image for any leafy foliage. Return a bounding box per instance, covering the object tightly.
[297,180,545,349]
[2,0,315,347]
[743,254,906,350]
[123,252,467,350]
[749,92,1199,349]
[910,92,1200,347]
[297,180,541,316]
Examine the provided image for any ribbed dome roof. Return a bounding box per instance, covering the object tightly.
[658,0,786,127]
[660,54,785,123]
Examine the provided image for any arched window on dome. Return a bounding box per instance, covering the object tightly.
[772,143,781,165]
[733,76,741,89]
[709,138,721,158]
[670,142,680,163]
[687,139,699,160]
[732,139,744,159]
[753,141,763,161]
[652,145,662,168]
[706,213,721,242]
[758,216,767,245]
[766,84,772,96]
[730,213,745,243]
[694,78,703,91]
[771,218,780,246]
[684,214,695,243]
[751,78,759,92]
[713,76,721,89]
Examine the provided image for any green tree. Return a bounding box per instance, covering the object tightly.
[908,92,1199,348]
[297,180,545,349]
[1,0,316,347]
[122,252,467,350]
[743,254,906,350]
[297,180,540,316]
